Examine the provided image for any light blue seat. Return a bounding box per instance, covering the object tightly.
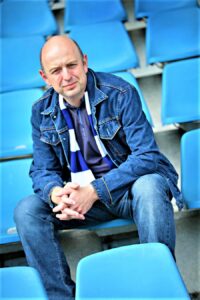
[1,0,58,37]
[146,6,200,64]
[0,159,33,244]
[64,0,127,32]
[0,89,43,158]
[134,0,197,19]
[162,57,200,125]
[0,266,48,299]
[69,22,139,72]
[0,36,45,93]
[181,129,200,209]
[76,243,190,299]
[113,72,153,125]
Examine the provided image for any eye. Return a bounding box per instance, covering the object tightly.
[68,63,77,68]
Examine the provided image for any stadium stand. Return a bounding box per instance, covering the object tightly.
[1,0,58,37]
[113,71,153,125]
[76,243,190,299]
[134,0,197,19]
[64,0,127,31]
[146,6,200,64]
[0,159,33,244]
[181,129,200,209]
[161,57,200,125]
[0,266,48,299]
[1,36,45,93]
[69,21,139,72]
[0,89,43,158]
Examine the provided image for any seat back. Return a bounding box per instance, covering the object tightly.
[0,159,33,244]
[181,129,200,209]
[1,36,45,93]
[64,0,127,31]
[162,57,200,125]
[76,243,189,299]
[1,1,58,37]
[0,266,48,299]
[134,0,197,19]
[0,89,43,158]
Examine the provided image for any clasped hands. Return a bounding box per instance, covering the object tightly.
[51,182,98,221]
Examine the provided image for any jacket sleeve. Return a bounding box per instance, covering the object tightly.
[29,105,64,205]
[91,85,161,206]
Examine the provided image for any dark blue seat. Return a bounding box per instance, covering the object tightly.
[161,57,200,125]
[0,159,33,244]
[0,89,43,158]
[76,243,190,299]
[181,129,200,209]
[113,72,153,126]
[1,36,45,93]
[134,0,197,19]
[0,0,58,37]
[69,22,139,72]
[64,0,127,32]
[146,6,200,64]
[0,267,48,299]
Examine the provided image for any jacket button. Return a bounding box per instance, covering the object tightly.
[53,115,56,119]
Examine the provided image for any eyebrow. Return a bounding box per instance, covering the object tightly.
[48,60,78,73]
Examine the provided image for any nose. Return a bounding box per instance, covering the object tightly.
[62,67,71,81]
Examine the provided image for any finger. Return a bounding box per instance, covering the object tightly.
[62,195,75,206]
[64,182,80,189]
[52,202,66,213]
[54,189,68,197]
[56,212,85,221]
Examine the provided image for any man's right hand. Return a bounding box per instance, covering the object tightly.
[51,184,85,221]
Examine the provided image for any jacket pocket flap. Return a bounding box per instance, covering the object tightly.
[98,118,121,140]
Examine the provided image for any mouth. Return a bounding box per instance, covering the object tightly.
[62,82,77,89]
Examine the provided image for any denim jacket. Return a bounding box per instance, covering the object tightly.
[30,69,184,209]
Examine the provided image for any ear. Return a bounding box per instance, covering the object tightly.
[83,54,88,73]
[39,69,51,86]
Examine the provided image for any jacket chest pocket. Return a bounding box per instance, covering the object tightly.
[98,118,121,140]
[40,128,61,146]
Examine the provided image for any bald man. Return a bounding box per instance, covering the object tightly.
[15,36,183,299]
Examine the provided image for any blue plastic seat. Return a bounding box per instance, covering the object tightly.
[0,89,43,158]
[0,36,45,93]
[146,6,200,64]
[162,57,200,125]
[134,0,197,19]
[0,159,33,244]
[181,129,200,209]
[0,266,48,299]
[1,0,58,37]
[64,0,127,32]
[76,243,190,299]
[113,72,153,125]
[69,22,139,72]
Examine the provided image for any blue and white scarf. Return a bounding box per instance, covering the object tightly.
[59,92,114,186]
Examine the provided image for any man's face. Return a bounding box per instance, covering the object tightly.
[40,40,88,105]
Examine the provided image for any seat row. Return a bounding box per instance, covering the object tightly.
[1,57,199,158]
[0,129,199,245]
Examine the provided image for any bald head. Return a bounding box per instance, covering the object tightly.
[40,35,84,72]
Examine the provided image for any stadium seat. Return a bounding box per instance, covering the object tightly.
[76,243,190,299]
[64,0,127,31]
[0,89,43,158]
[181,129,200,209]
[146,6,200,64]
[0,266,48,299]
[134,0,197,19]
[0,158,33,244]
[69,22,139,72]
[161,57,200,125]
[1,0,58,37]
[113,72,153,125]
[1,36,45,92]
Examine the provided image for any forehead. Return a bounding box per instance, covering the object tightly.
[42,41,81,69]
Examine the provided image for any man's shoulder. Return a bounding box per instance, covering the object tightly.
[32,87,55,110]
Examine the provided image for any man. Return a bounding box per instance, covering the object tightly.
[15,35,183,300]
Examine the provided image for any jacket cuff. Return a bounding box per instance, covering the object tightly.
[91,177,113,207]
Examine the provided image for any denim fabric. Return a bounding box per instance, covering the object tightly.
[15,173,175,300]
[29,69,184,209]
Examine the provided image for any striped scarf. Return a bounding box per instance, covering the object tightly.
[59,92,114,186]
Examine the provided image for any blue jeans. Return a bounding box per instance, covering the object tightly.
[14,174,175,300]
